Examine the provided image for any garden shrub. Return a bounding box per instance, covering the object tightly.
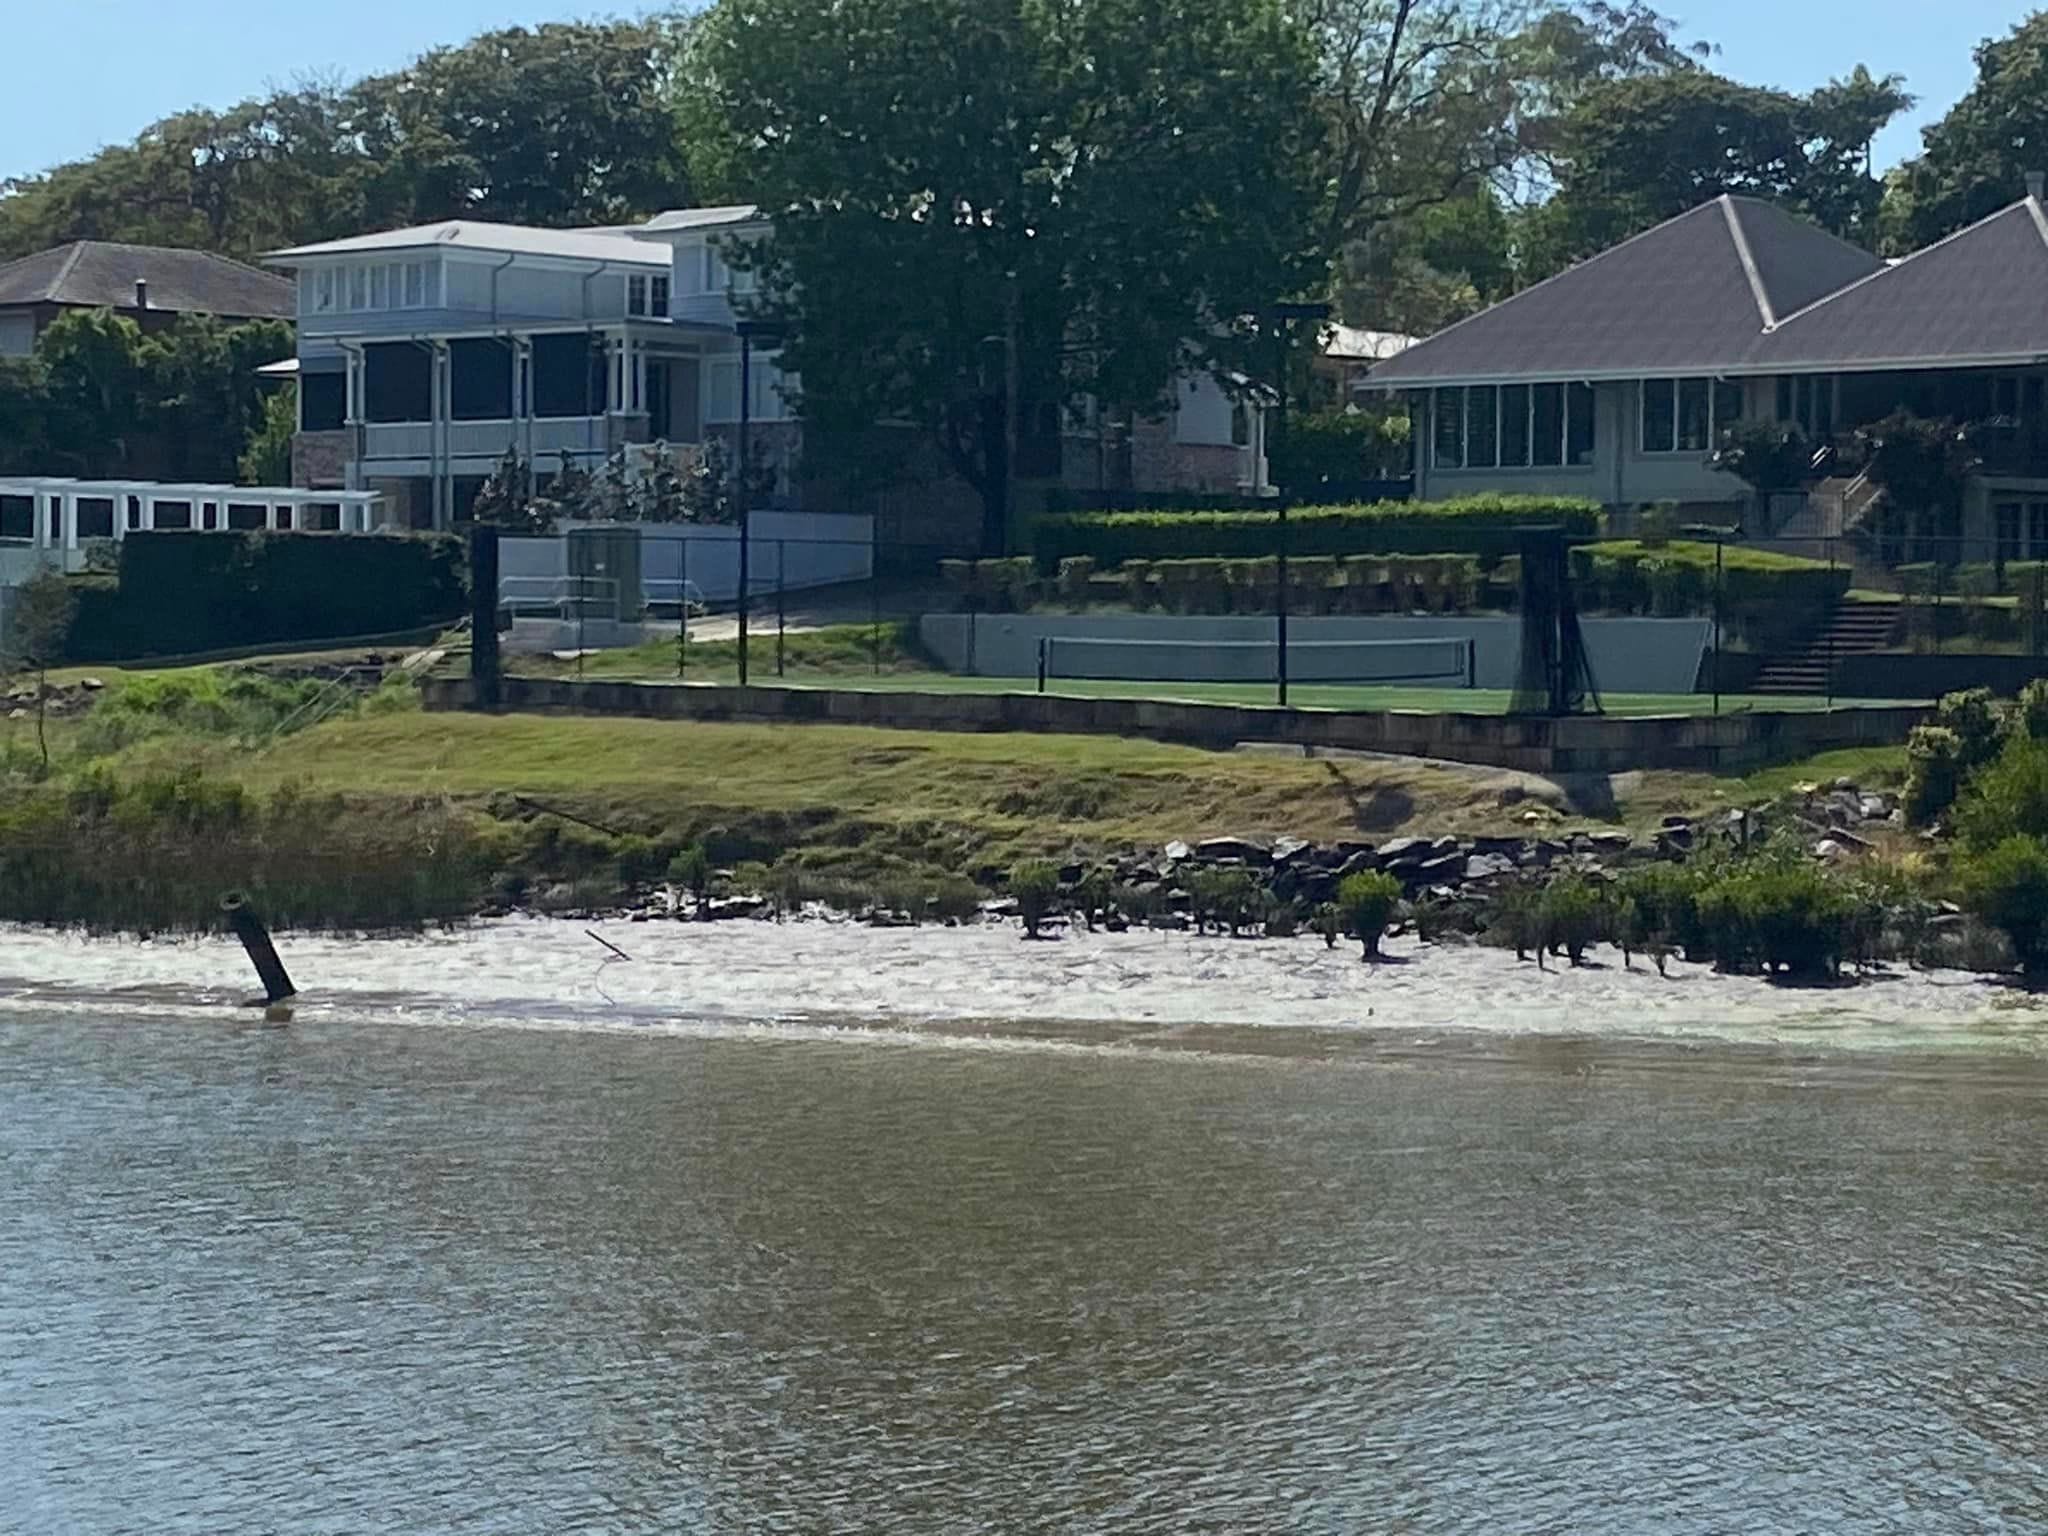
[1337,869,1402,960]
[1903,726,1965,826]
[1032,495,1601,569]
[2016,678,2048,743]
[1187,866,1259,934]
[1933,687,2004,773]
[1956,836,2048,972]
[1616,863,1708,961]
[1952,736,2048,850]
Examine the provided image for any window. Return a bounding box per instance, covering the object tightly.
[1714,379,1743,436]
[1437,382,1593,470]
[404,261,427,307]
[370,265,389,309]
[651,275,669,317]
[2032,502,2048,558]
[1998,502,2023,565]
[1566,383,1595,466]
[1641,379,1676,452]
[1776,373,1834,439]
[314,269,336,313]
[706,247,729,293]
[1432,387,1464,468]
[1531,384,1564,467]
[1676,378,1710,451]
[1494,384,1527,466]
[628,275,648,315]
[1465,385,1497,469]
[348,266,368,310]
[705,356,741,423]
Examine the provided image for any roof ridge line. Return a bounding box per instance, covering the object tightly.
[1719,197,1778,331]
[1772,199,2031,331]
[1353,201,1733,373]
[2027,195,2048,251]
[51,242,87,302]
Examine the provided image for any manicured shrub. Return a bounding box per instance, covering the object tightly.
[1569,539,1849,634]
[1010,859,1059,937]
[1956,835,2048,972]
[68,530,468,661]
[1032,495,1601,570]
[1337,869,1402,960]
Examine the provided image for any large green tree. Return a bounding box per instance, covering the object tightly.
[0,21,692,262]
[701,0,1324,552]
[1522,66,1909,278]
[1884,12,2048,251]
[0,310,291,481]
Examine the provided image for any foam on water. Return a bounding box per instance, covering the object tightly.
[5,915,2045,1061]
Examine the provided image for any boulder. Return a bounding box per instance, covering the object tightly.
[1270,835,1313,866]
[1196,836,1269,865]
[1334,848,1382,879]
[1163,840,1193,863]
[1465,852,1517,881]
[1377,836,1430,866]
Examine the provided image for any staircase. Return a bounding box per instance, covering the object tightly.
[1749,600,1900,696]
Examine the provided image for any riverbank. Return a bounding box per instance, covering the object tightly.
[4,914,2042,1060]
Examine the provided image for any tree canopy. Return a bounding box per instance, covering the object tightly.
[698,0,1325,550]
[0,20,692,262]
[1885,12,2048,251]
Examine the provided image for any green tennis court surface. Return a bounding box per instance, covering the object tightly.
[787,675,1915,715]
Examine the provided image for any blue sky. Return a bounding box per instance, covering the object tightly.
[0,0,2036,187]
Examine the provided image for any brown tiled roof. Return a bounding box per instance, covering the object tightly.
[0,241,294,319]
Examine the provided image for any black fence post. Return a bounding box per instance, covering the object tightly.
[675,533,688,680]
[871,527,882,675]
[776,538,787,678]
[1037,636,1048,693]
[468,522,500,711]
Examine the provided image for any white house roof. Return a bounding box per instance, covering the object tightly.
[1323,324,1415,362]
[634,205,763,236]
[267,221,669,267]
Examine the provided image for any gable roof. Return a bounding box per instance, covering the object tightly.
[267,221,668,268]
[1367,197,1884,388]
[0,241,295,319]
[1758,199,2048,370]
[636,204,763,236]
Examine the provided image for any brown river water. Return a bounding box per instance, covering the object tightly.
[3,919,2046,1531]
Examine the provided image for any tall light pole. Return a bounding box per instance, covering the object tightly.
[1683,522,1741,716]
[1266,301,1330,707]
[734,317,783,687]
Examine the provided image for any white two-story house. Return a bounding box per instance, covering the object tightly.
[272,205,1272,533]
[270,208,791,527]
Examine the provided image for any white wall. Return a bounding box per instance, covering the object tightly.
[1172,373,1238,447]
[499,512,874,611]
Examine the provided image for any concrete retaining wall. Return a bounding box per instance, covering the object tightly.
[919,613,1711,696]
[423,675,1927,774]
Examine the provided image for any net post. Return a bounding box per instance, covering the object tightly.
[870,528,881,676]
[776,538,786,678]
[1465,636,1476,690]
[1037,636,1048,693]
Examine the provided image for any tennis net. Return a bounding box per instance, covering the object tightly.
[1038,634,1476,690]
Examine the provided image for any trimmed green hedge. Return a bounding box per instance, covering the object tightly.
[941,552,1488,615]
[67,531,468,660]
[1032,495,1602,569]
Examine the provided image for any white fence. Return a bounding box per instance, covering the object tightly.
[500,512,874,612]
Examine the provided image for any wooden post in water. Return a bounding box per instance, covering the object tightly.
[221,893,296,1004]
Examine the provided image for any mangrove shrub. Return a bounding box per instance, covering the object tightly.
[1337,870,1402,960]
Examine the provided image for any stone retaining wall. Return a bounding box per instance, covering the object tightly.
[422,676,1928,774]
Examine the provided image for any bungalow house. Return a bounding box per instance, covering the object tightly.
[268,208,1273,538]
[0,240,294,357]
[1367,180,2048,563]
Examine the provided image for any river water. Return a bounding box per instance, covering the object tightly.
[4,920,2048,1532]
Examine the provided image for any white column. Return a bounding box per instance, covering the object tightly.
[60,493,78,551]
[32,490,48,550]
[139,494,156,531]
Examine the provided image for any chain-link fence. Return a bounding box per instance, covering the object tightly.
[478,520,2048,709]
